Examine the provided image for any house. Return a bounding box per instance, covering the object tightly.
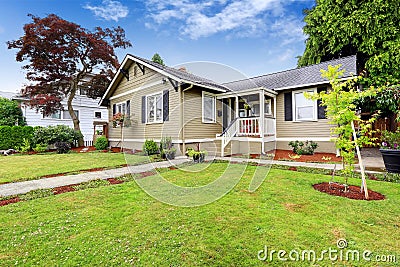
[11,90,109,146]
[100,54,357,156]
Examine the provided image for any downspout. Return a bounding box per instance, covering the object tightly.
[181,83,194,155]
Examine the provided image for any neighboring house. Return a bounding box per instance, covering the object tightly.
[100,54,357,156]
[12,90,109,146]
[0,91,16,100]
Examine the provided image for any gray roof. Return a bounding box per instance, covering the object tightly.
[223,55,357,92]
[0,91,16,100]
[127,54,230,92]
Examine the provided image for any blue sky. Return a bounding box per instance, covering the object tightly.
[0,0,314,93]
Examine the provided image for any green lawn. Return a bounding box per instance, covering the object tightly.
[0,162,399,266]
[0,152,148,184]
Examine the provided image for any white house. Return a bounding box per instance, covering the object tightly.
[1,90,109,146]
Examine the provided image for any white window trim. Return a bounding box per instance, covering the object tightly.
[43,109,79,121]
[202,91,216,123]
[145,91,163,124]
[264,98,272,115]
[292,89,317,122]
[94,111,102,119]
[115,101,127,115]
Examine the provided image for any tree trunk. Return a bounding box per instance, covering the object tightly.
[67,83,84,147]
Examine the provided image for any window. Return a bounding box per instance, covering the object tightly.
[117,102,126,114]
[202,92,216,123]
[293,90,316,121]
[264,98,272,115]
[45,110,78,120]
[146,92,163,123]
[95,112,102,119]
[63,110,79,120]
[49,110,61,119]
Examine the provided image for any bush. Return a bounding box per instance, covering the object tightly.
[54,141,71,154]
[18,138,31,153]
[33,143,48,153]
[143,139,159,155]
[0,126,33,150]
[160,137,175,159]
[94,136,108,150]
[33,125,82,147]
[163,148,177,160]
[288,140,318,155]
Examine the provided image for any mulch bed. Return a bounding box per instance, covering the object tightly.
[313,182,385,200]
[0,197,21,206]
[53,185,77,195]
[274,149,342,163]
[107,178,124,184]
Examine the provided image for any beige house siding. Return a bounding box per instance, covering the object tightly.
[275,88,331,138]
[182,88,223,140]
[108,64,180,142]
[107,65,224,154]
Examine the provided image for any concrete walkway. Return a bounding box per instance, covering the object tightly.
[0,152,385,198]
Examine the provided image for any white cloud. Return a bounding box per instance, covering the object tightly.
[84,0,129,22]
[144,0,306,40]
[270,16,306,45]
[0,26,4,34]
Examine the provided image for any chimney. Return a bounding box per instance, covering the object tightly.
[178,67,187,72]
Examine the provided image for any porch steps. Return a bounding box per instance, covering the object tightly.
[214,139,232,157]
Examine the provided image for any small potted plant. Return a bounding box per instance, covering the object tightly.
[380,129,400,173]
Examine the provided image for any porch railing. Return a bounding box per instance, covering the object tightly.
[264,117,275,135]
[238,117,259,136]
[221,118,238,156]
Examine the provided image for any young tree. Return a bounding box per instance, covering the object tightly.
[0,97,26,126]
[298,0,400,87]
[151,53,165,66]
[309,65,377,199]
[7,14,131,146]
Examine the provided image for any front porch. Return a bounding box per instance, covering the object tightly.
[216,88,277,156]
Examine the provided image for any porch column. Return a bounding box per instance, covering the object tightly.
[235,95,239,118]
[259,89,265,153]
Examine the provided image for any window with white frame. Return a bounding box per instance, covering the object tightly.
[45,110,78,120]
[293,90,316,121]
[117,102,126,114]
[264,98,272,115]
[146,92,163,123]
[202,92,216,123]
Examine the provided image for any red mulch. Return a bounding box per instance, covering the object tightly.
[139,171,157,178]
[53,185,76,195]
[274,149,342,163]
[107,178,124,184]
[313,182,385,200]
[0,197,20,206]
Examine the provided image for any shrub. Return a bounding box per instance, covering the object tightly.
[18,138,31,153]
[288,140,318,155]
[94,136,108,150]
[163,148,177,160]
[54,141,71,154]
[33,125,82,147]
[33,143,48,153]
[143,139,159,155]
[0,126,33,150]
[160,137,175,159]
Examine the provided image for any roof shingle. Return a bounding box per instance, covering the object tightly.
[223,55,357,92]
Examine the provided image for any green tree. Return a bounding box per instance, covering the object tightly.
[298,0,400,87]
[308,65,377,199]
[151,53,165,66]
[0,97,26,126]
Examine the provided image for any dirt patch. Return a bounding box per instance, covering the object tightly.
[0,197,20,206]
[107,178,124,185]
[313,182,385,200]
[274,149,342,163]
[53,185,76,195]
